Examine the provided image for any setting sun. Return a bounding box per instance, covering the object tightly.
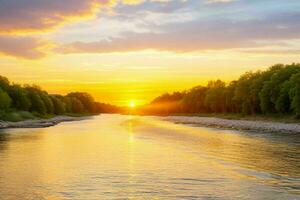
[129,100,136,108]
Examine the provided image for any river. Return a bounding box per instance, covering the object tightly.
[0,114,299,199]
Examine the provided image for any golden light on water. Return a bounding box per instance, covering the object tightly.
[0,115,299,199]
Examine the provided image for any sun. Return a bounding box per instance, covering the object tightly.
[129,100,136,108]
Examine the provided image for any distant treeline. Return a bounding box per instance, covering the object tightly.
[0,76,119,121]
[139,63,300,118]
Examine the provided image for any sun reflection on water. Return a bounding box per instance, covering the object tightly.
[0,114,298,199]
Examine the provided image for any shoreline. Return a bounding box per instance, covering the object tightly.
[1,114,300,133]
[0,115,92,129]
[163,116,300,134]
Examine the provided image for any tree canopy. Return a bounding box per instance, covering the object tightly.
[139,63,300,118]
[0,76,120,119]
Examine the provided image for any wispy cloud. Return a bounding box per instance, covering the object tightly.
[0,36,50,59]
[56,11,300,54]
[0,0,152,35]
[0,0,147,59]
[205,0,236,4]
[0,0,299,59]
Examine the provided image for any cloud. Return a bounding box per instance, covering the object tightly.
[0,0,299,59]
[242,49,300,55]
[0,0,151,35]
[0,36,48,59]
[206,0,236,3]
[56,11,300,54]
[0,0,148,59]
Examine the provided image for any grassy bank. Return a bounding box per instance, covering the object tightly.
[0,111,94,122]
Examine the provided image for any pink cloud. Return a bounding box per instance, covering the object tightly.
[0,0,113,34]
[0,36,47,59]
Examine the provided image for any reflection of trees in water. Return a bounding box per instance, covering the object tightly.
[0,129,43,152]
[0,131,9,151]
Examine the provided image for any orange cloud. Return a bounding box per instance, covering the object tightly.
[0,0,147,35]
[0,0,148,59]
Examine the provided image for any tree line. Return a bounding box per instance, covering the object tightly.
[138,63,300,118]
[0,75,119,121]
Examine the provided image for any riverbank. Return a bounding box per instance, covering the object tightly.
[163,116,300,133]
[0,115,92,129]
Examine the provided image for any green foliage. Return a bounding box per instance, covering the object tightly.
[40,93,54,114]
[0,88,11,111]
[51,95,66,115]
[289,73,300,118]
[292,84,300,118]
[224,81,238,113]
[70,97,85,113]
[1,111,35,122]
[67,92,94,112]
[141,63,300,118]
[152,92,184,104]
[183,87,207,113]
[63,97,73,113]
[204,80,226,113]
[28,91,47,115]
[8,85,31,111]
[1,64,300,120]
[0,76,10,91]
[0,75,118,121]
[93,102,120,113]
[275,81,291,113]
[1,112,23,122]
[18,111,35,119]
[259,81,275,113]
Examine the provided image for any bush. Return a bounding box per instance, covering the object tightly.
[18,111,35,119]
[0,111,35,122]
[1,112,23,122]
[0,89,11,111]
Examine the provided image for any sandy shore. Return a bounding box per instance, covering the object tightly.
[0,116,91,129]
[163,116,300,133]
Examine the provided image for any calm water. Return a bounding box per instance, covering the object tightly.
[0,114,299,200]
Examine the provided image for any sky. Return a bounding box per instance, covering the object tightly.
[0,0,300,106]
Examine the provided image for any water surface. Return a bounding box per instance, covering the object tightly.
[0,114,299,199]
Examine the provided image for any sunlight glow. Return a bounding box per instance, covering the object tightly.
[129,100,136,108]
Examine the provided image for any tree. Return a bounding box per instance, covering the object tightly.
[151,92,184,104]
[182,86,207,113]
[0,88,11,112]
[233,72,252,114]
[51,95,66,115]
[288,73,300,118]
[291,83,300,118]
[40,93,54,114]
[8,85,31,111]
[0,76,10,91]
[275,81,292,113]
[205,80,226,113]
[63,97,73,113]
[29,92,47,115]
[260,81,275,113]
[67,92,95,112]
[70,97,84,113]
[224,81,237,113]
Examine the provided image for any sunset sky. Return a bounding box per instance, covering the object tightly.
[0,0,300,106]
